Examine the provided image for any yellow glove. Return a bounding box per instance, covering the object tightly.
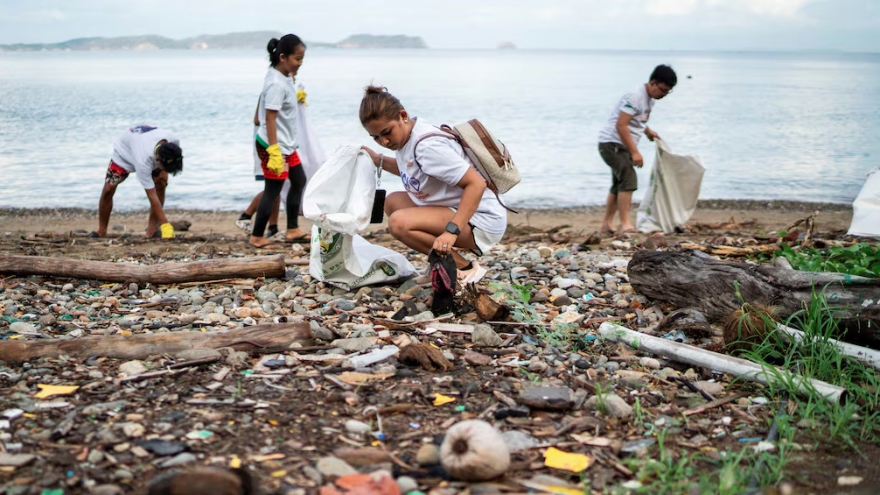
[160,222,175,239]
[297,88,307,105]
[266,144,285,175]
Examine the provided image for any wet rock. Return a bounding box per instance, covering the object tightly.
[118,360,148,376]
[694,381,725,396]
[344,420,372,435]
[397,476,419,494]
[517,386,575,411]
[416,443,440,466]
[9,322,37,334]
[159,452,197,468]
[501,430,542,452]
[585,393,633,418]
[639,357,661,370]
[472,324,503,347]
[137,439,186,456]
[462,350,492,366]
[316,456,358,478]
[92,484,124,495]
[332,337,375,353]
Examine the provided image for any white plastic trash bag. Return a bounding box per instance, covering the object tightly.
[295,89,327,182]
[637,139,705,234]
[848,168,880,238]
[309,226,416,290]
[303,145,376,235]
[304,144,415,289]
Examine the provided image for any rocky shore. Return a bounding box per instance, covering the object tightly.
[0,203,875,495]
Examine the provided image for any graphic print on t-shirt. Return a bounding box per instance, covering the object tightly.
[129,125,156,134]
[400,173,428,201]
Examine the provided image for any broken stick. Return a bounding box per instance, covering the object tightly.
[0,255,286,284]
[0,322,312,363]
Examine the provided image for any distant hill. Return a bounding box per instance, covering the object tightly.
[0,32,425,52]
[335,34,427,49]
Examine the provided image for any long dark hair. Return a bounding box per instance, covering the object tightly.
[267,34,305,66]
[359,85,405,125]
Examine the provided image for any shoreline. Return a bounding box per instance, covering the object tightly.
[0,199,855,243]
[0,199,854,218]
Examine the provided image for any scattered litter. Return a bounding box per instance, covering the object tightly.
[543,447,592,472]
[34,385,80,399]
[433,394,456,406]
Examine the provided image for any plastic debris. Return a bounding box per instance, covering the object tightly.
[34,385,80,399]
[543,447,591,472]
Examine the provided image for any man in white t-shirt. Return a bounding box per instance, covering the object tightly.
[97,125,183,238]
[597,65,677,234]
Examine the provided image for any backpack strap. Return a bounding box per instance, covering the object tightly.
[412,128,459,170]
[413,127,519,214]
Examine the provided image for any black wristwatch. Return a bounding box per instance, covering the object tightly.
[445,222,461,236]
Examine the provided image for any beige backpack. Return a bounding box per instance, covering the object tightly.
[415,119,520,212]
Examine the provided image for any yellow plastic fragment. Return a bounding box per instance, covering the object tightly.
[270,470,287,478]
[229,456,242,469]
[543,447,592,472]
[34,384,80,399]
[433,394,455,406]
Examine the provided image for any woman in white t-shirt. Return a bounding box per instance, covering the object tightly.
[249,34,309,248]
[359,86,507,284]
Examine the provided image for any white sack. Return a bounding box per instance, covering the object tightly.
[304,144,415,289]
[295,95,328,182]
[303,145,376,236]
[309,226,416,290]
[848,168,880,238]
[637,139,706,234]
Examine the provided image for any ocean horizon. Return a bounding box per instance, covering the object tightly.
[1,48,878,211]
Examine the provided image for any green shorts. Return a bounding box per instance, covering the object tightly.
[599,142,638,194]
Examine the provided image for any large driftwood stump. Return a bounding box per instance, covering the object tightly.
[0,322,312,363]
[628,250,880,339]
[0,255,286,284]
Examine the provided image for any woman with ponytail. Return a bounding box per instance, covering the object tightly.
[249,34,309,248]
[359,86,507,285]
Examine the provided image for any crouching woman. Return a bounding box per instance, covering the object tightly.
[359,86,507,285]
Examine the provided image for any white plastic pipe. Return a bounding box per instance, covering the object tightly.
[777,324,880,371]
[598,323,846,404]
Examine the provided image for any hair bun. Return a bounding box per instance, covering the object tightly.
[364,85,387,95]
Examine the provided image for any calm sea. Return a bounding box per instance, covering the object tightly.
[1,49,878,211]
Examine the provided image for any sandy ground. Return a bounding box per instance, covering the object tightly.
[0,200,854,242]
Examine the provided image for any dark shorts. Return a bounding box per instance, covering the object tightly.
[104,161,161,186]
[255,141,301,181]
[599,142,638,194]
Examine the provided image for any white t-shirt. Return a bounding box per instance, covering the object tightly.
[597,84,654,146]
[394,118,507,235]
[256,68,298,155]
[110,125,178,190]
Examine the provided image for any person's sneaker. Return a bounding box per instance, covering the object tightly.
[457,262,487,286]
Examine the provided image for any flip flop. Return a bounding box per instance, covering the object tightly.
[248,242,279,250]
[284,233,312,244]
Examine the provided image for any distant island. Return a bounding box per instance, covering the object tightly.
[497,42,517,50]
[0,31,428,52]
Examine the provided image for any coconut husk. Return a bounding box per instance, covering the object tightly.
[398,343,453,372]
[723,303,780,351]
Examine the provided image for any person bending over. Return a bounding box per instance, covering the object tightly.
[97,125,183,238]
[359,86,507,285]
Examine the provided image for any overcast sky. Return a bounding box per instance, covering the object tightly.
[1,0,877,52]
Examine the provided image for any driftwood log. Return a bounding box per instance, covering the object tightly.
[628,250,880,340]
[0,255,286,284]
[0,322,312,363]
